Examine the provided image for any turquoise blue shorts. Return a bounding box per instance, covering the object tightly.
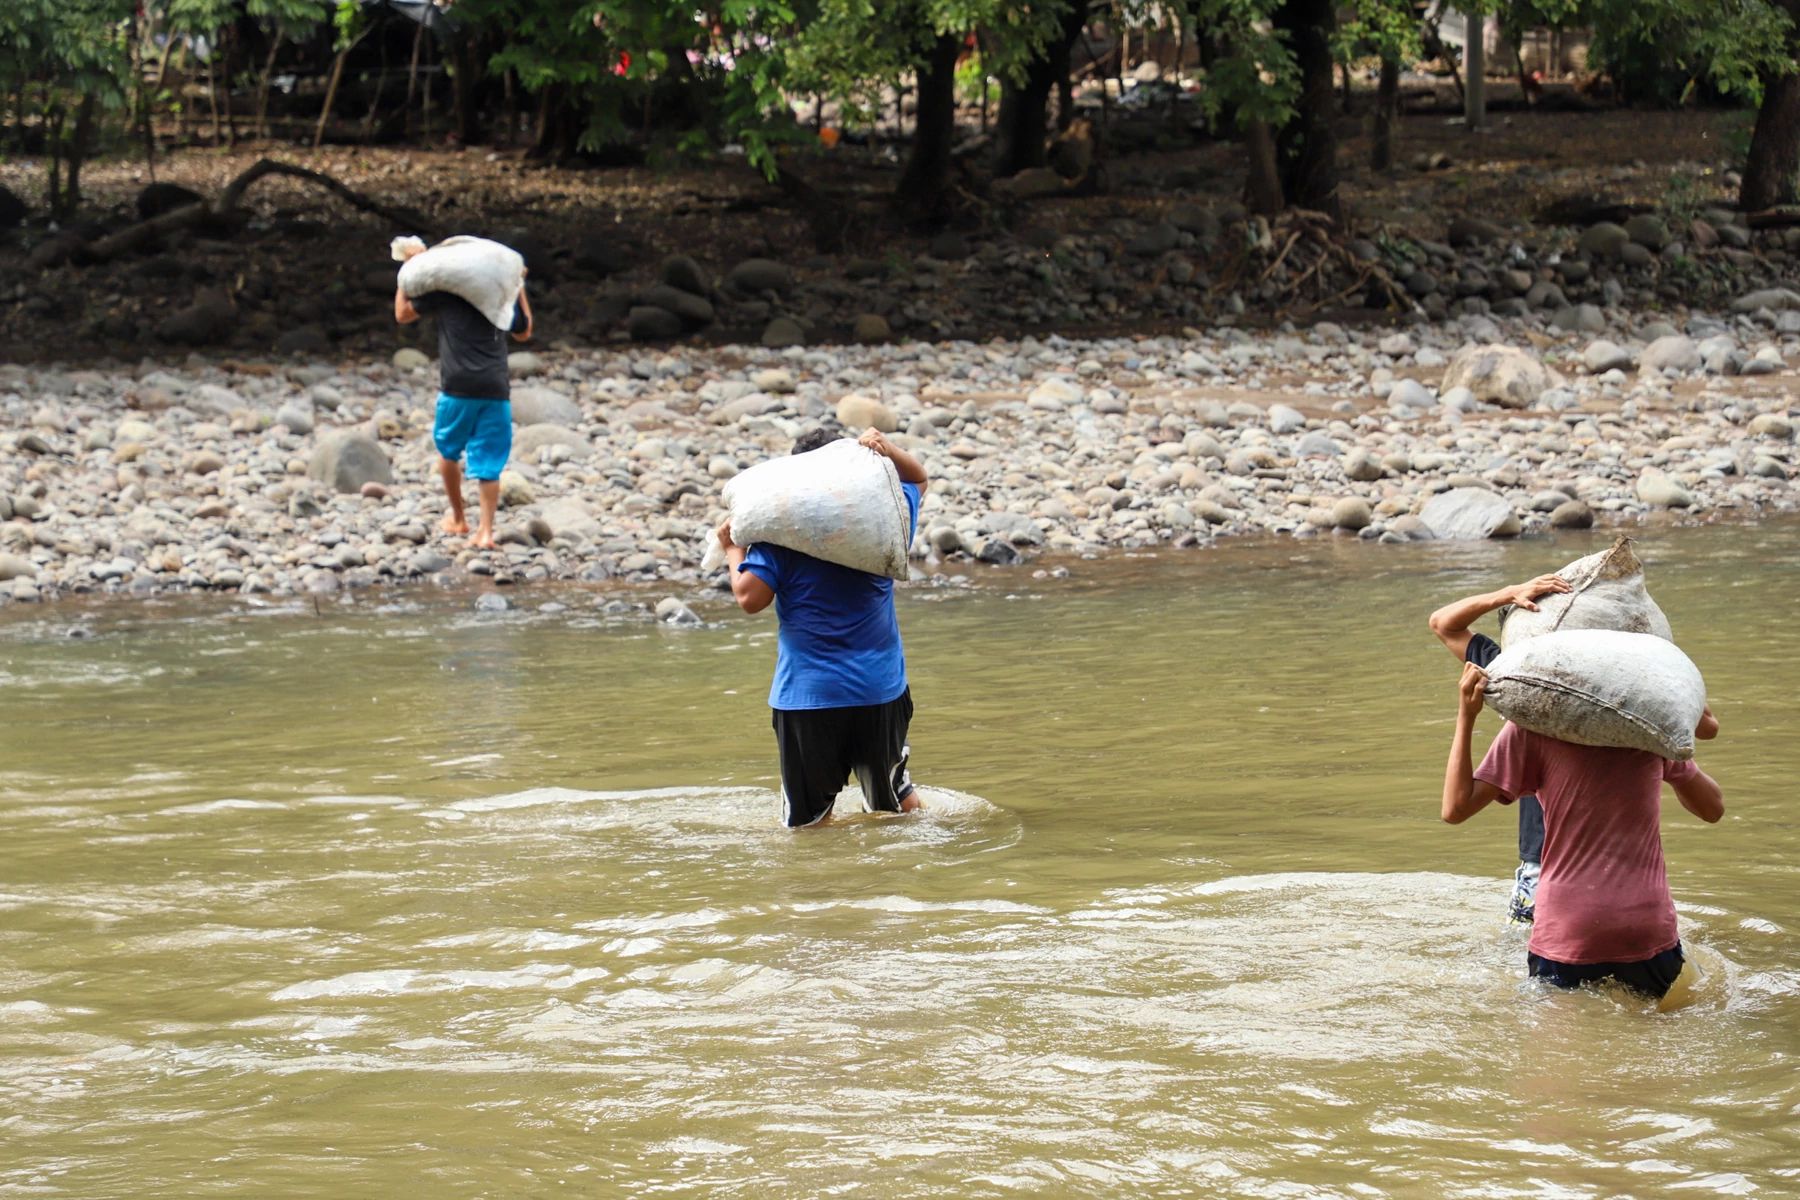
[433,393,512,481]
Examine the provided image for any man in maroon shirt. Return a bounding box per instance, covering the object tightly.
[1441,663,1725,1000]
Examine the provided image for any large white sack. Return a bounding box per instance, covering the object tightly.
[1484,629,1705,761]
[395,235,525,330]
[717,439,912,579]
[1500,535,1672,649]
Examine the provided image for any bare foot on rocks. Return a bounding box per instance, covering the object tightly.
[441,515,470,536]
[468,532,497,550]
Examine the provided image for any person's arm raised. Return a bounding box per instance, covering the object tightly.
[1427,574,1571,661]
[857,428,928,494]
[511,281,533,343]
[1442,663,1507,824]
[394,287,420,325]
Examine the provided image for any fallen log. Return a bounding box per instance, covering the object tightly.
[28,157,436,271]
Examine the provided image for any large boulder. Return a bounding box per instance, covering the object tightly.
[540,496,601,542]
[1576,222,1631,259]
[641,283,714,327]
[308,430,392,494]
[626,305,683,342]
[661,254,710,295]
[1440,345,1557,410]
[1419,487,1521,540]
[836,394,899,432]
[509,385,581,427]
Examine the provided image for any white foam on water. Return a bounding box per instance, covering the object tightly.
[157,798,288,817]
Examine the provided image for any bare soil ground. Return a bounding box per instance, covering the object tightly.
[0,98,1750,367]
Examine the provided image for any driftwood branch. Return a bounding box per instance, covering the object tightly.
[29,157,436,271]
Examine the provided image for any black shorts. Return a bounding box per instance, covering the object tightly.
[1528,942,1684,1000]
[771,689,915,828]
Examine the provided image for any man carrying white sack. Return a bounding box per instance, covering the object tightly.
[718,427,928,828]
[1440,661,1725,1002]
[1430,568,1720,924]
[392,239,533,550]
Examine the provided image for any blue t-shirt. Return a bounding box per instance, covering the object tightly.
[739,481,922,711]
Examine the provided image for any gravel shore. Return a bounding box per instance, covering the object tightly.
[2,308,1795,610]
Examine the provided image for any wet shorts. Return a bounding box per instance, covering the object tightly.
[771,689,915,828]
[1529,942,1684,1000]
[433,393,512,481]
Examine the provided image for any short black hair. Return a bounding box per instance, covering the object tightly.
[791,426,843,456]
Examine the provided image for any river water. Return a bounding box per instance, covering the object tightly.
[2,522,1796,1198]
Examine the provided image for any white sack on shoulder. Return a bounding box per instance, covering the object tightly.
[1500,535,1672,649]
[1483,628,1706,760]
[717,439,912,579]
[396,235,525,330]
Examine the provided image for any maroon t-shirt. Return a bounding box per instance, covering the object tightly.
[1476,723,1700,964]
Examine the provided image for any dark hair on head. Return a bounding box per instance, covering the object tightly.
[791,426,844,456]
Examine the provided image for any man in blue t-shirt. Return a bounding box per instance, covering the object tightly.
[718,426,928,827]
[1428,570,1719,923]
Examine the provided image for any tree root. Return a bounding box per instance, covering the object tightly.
[1211,208,1416,317]
[28,157,437,272]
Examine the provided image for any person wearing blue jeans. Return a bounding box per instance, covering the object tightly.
[393,249,533,549]
[1429,571,1719,922]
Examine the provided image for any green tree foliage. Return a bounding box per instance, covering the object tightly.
[0,0,134,213]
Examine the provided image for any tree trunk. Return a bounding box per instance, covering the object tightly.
[1372,55,1400,170]
[208,37,223,144]
[61,92,98,217]
[995,3,1088,174]
[452,36,481,145]
[1742,68,1800,209]
[256,33,282,139]
[1464,9,1485,130]
[222,27,238,147]
[405,22,425,137]
[894,32,963,218]
[1274,0,1341,221]
[1244,118,1283,216]
[314,41,354,148]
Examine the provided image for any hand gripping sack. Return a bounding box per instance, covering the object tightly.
[721,439,912,579]
[1483,629,1706,760]
[1499,535,1672,649]
[394,235,525,330]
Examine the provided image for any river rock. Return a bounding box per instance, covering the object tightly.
[393,347,431,371]
[1748,412,1794,440]
[655,597,703,626]
[729,258,794,294]
[1635,469,1694,508]
[1624,214,1671,250]
[1447,216,1508,246]
[1268,404,1305,434]
[156,290,235,346]
[836,395,898,432]
[1577,222,1631,258]
[275,403,315,435]
[1419,487,1521,539]
[661,254,710,295]
[1729,288,1800,313]
[1582,339,1634,373]
[1344,448,1384,481]
[1549,499,1595,529]
[853,314,892,343]
[499,471,534,507]
[0,554,35,581]
[1441,345,1554,409]
[642,284,714,327]
[541,497,601,542]
[1388,379,1435,410]
[762,317,806,348]
[1332,497,1373,530]
[627,305,684,341]
[513,423,593,459]
[510,385,582,427]
[1640,335,1701,374]
[308,430,393,494]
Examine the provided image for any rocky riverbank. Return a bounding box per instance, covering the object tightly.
[1,308,1795,611]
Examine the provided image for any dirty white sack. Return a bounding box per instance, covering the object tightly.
[700,439,911,579]
[394,235,525,330]
[1499,535,1673,649]
[1483,628,1706,760]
